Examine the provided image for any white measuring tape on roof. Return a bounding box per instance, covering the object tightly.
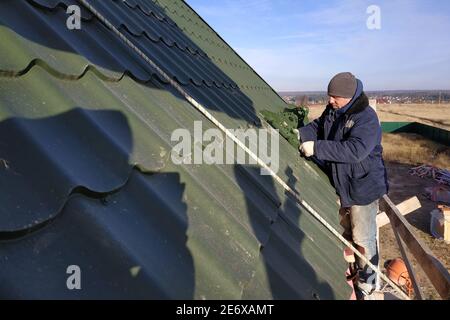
[77,0,410,300]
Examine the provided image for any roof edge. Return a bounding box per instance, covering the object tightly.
[180,0,287,107]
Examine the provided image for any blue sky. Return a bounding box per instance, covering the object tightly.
[187,0,450,91]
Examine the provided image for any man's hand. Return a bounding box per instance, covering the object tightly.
[299,141,315,157]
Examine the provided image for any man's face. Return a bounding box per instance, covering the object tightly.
[329,96,352,109]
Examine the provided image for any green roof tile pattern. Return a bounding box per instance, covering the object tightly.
[0,0,351,299]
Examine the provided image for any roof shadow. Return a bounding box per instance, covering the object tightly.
[234,165,336,300]
[0,107,194,299]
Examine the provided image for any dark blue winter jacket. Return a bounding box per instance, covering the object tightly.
[299,80,388,208]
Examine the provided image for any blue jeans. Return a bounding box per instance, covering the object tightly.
[340,200,379,291]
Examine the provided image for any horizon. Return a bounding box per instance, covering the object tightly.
[187,0,450,92]
[278,89,450,94]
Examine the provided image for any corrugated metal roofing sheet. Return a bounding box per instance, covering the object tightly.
[0,0,351,299]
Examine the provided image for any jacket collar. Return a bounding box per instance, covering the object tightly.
[326,92,369,117]
[345,92,369,115]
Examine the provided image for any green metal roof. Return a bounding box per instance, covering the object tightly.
[0,0,351,299]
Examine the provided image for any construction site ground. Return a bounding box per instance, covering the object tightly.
[381,162,449,299]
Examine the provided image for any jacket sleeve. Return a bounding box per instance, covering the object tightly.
[298,107,328,142]
[314,111,380,163]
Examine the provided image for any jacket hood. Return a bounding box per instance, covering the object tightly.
[336,79,364,115]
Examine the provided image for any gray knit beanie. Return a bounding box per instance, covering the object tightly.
[327,72,357,98]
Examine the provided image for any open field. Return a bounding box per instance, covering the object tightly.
[308,103,450,130]
[382,133,450,169]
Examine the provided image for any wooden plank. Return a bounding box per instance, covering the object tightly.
[375,226,381,291]
[391,224,424,299]
[377,196,421,228]
[439,206,450,242]
[382,195,450,299]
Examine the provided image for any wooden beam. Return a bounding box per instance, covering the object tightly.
[377,196,421,228]
[382,195,450,299]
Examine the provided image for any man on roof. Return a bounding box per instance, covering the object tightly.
[298,72,389,299]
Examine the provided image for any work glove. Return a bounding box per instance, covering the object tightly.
[299,141,315,157]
